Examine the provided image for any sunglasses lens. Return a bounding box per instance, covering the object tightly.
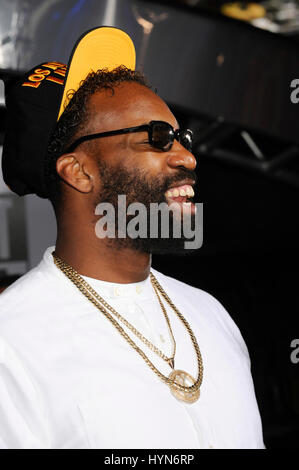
[150,122,174,150]
[178,130,193,152]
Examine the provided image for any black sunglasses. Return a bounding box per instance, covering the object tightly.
[65,120,193,153]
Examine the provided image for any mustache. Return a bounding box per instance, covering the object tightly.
[161,169,197,193]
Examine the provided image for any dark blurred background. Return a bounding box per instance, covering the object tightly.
[0,0,299,448]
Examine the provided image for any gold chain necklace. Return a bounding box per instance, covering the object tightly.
[52,252,204,403]
[53,262,177,368]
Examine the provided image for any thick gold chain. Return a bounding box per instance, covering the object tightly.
[150,273,204,391]
[52,252,203,393]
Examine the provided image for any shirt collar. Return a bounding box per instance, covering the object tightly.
[43,246,154,300]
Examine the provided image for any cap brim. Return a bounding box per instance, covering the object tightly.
[57,27,136,120]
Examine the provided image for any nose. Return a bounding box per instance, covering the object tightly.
[166,141,197,171]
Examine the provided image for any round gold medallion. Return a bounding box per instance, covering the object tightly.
[169,369,200,404]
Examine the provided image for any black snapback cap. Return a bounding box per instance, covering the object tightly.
[2,26,136,199]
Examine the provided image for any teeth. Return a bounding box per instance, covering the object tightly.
[189,187,195,197]
[166,185,195,198]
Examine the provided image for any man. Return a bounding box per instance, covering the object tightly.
[0,27,264,449]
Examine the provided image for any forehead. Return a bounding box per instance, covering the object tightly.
[86,82,178,132]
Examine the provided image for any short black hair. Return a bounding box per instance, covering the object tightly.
[44,65,150,209]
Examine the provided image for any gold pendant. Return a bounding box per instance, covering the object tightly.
[169,369,200,404]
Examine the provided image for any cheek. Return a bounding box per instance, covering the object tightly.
[95,139,167,176]
[128,153,166,176]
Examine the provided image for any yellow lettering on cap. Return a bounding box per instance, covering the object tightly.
[34,68,50,76]
[22,81,41,88]
[44,62,66,71]
[22,64,66,88]
[22,68,50,88]
[46,76,64,85]
[54,69,66,77]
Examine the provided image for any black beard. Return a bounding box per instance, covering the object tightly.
[94,159,198,255]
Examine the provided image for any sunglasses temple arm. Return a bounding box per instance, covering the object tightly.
[64,125,150,153]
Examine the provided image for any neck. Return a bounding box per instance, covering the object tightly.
[55,232,151,284]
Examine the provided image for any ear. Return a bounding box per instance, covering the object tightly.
[56,153,93,194]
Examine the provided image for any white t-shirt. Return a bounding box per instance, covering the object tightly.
[0,247,264,449]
